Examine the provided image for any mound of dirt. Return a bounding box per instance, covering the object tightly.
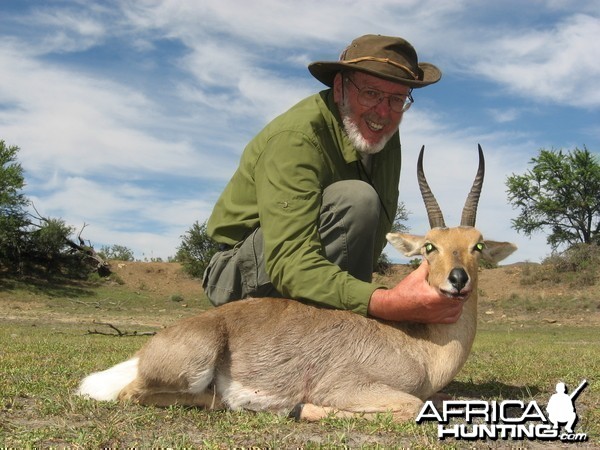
[109,261,203,299]
[110,260,600,304]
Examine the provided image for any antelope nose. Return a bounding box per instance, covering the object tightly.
[449,268,469,292]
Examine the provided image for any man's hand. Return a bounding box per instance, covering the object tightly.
[368,260,464,323]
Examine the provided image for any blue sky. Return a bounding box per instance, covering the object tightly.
[1,0,599,264]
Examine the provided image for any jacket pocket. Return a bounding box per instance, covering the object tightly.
[202,249,243,306]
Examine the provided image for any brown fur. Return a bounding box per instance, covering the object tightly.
[88,227,516,422]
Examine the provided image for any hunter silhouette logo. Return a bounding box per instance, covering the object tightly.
[416,379,589,442]
[546,380,587,434]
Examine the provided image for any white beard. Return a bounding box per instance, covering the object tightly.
[342,115,387,155]
[339,101,399,156]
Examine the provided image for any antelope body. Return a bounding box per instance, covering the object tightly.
[77,146,516,421]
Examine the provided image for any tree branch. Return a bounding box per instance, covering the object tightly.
[86,320,157,337]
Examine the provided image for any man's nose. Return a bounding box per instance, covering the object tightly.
[372,96,395,116]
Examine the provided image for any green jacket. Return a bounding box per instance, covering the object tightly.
[207,89,402,315]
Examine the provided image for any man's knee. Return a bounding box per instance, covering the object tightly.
[319,180,381,281]
[322,180,381,228]
[347,180,380,213]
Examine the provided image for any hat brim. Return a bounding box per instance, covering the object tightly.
[308,61,441,88]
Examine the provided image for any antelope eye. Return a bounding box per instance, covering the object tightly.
[474,243,485,252]
[424,243,436,254]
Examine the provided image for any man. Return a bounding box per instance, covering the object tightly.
[547,382,579,434]
[204,34,463,324]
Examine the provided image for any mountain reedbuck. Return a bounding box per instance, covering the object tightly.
[77,145,517,422]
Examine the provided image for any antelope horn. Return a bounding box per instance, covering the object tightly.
[417,146,446,228]
[460,144,485,227]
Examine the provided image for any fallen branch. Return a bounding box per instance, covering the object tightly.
[72,299,101,308]
[26,207,112,277]
[86,320,156,337]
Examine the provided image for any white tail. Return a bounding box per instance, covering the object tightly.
[77,146,516,422]
[77,357,139,401]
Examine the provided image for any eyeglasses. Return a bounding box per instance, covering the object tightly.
[344,76,414,113]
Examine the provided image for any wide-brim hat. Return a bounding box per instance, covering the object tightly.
[308,34,441,88]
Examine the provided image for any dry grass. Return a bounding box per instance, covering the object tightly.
[1,262,599,448]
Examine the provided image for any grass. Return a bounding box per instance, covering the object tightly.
[1,269,599,448]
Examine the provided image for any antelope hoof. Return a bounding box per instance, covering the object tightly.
[427,392,453,408]
[288,403,304,421]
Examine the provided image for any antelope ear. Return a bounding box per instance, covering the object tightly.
[482,240,517,263]
[386,232,426,257]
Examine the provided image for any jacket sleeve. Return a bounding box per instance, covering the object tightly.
[254,130,384,315]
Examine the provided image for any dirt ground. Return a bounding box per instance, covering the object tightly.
[110,260,204,300]
[2,260,599,448]
[105,260,600,326]
[3,260,599,329]
[107,261,531,304]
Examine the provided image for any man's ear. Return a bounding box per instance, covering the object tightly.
[332,72,344,104]
[386,232,425,257]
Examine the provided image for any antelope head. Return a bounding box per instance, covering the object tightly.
[387,145,517,300]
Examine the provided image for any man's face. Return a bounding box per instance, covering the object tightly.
[333,71,410,154]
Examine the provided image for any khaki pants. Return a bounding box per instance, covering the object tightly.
[202,180,381,306]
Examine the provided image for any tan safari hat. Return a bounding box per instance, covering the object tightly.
[308,34,441,88]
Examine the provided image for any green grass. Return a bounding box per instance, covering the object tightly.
[2,322,597,448]
[1,273,599,448]
[491,292,598,317]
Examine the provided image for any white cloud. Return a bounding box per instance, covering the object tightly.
[0,42,242,180]
[487,108,521,124]
[471,13,600,108]
[0,0,597,262]
[0,40,233,259]
[29,174,217,259]
[5,3,114,54]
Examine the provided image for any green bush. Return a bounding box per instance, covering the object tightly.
[408,258,421,270]
[176,220,220,278]
[542,243,599,286]
[375,253,393,275]
[98,244,135,261]
[170,293,185,302]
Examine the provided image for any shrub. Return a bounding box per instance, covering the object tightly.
[170,294,185,302]
[375,253,393,275]
[542,243,599,286]
[98,244,135,261]
[408,258,421,270]
[176,220,220,278]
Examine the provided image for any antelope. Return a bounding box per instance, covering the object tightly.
[77,145,516,422]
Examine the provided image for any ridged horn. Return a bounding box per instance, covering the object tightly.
[417,146,446,228]
[460,144,485,227]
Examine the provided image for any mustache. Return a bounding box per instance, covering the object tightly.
[364,112,392,127]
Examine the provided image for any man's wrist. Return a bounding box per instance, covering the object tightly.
[367,287,391,318]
